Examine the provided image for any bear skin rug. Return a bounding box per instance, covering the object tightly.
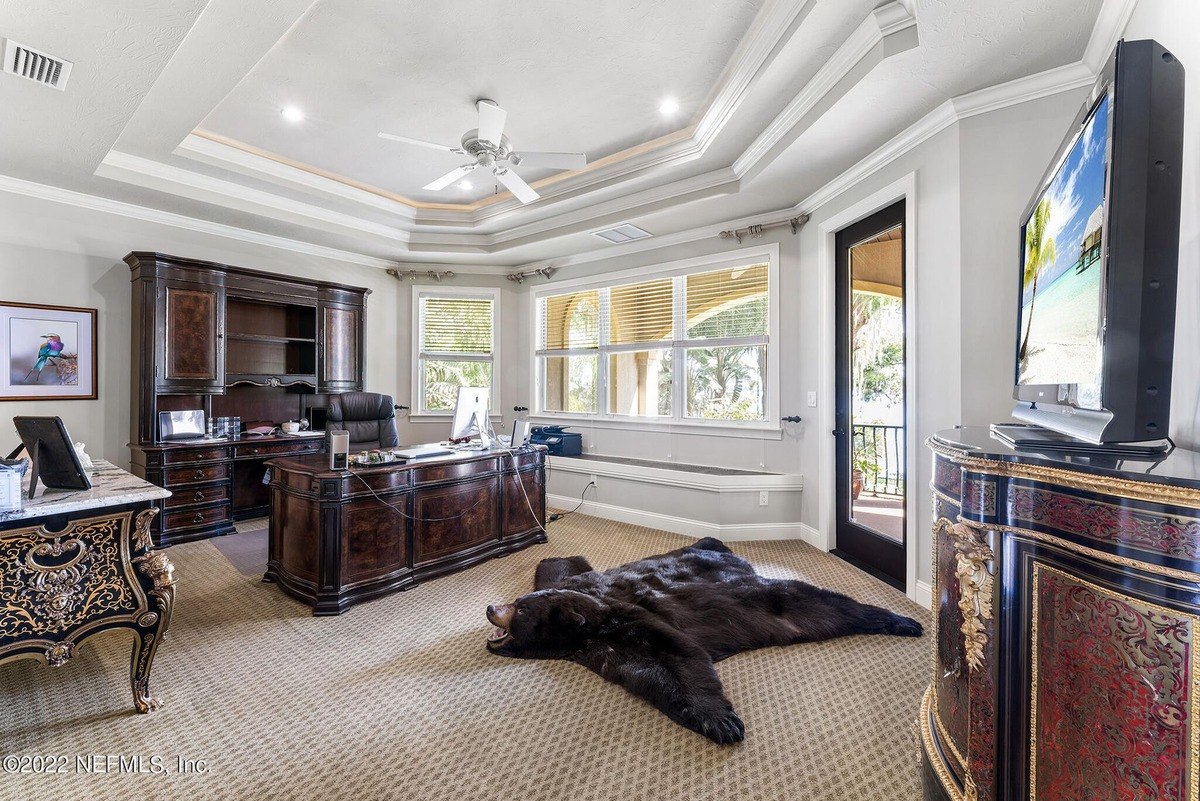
[485,537,923,744]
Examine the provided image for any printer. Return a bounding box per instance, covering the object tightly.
[530,425,582,456]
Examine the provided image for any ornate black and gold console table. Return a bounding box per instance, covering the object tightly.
[0,460,176,713]
[920,427,1200,801]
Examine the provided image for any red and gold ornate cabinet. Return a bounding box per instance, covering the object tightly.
[921,427,1200,801]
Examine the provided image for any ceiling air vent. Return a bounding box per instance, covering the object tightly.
[592,223,653,244]
[3,39,72,90]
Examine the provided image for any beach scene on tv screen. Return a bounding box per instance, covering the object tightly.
[1017,94,1109,388]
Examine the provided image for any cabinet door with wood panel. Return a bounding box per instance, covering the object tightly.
[318,300,363,392]
[158,280,225,393]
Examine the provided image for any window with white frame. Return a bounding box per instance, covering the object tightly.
[414,288,499,414]
[535,256,773,425]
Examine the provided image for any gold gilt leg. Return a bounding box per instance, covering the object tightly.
[129,628,162,713]
[129,513,176,715]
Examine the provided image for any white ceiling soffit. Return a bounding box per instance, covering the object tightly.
[94,0,918,255]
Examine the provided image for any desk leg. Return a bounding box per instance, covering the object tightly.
[130,629,163,713]
[131,540,176,714]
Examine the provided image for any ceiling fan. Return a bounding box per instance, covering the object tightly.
[378,99,587,204]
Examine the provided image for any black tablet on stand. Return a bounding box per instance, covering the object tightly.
[9,416,92,499]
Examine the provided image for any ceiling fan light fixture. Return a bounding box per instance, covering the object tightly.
[378,98,585,204]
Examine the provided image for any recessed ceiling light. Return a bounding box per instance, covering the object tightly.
[659,97,680,116]
[458,180,473,190]
[281,106,304,123]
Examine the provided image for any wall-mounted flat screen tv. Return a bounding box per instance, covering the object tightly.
[1010,39,1184,445]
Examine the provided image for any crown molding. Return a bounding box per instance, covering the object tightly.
[465,168,741,250]
[691,0,819,146]
[1083,0,1139,72]
[96,150,411,247]
[0,172,401,270]
[177,133,421,222]
[520,206,803,273]
[519,51,1102,274]
[950,61,1095,120]
[734,0,919,180]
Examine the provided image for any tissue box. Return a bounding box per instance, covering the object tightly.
[0,460,25,511]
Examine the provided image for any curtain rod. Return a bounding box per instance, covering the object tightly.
[387,268,456,282]
[506,266,558,283]
[718,214,809,244]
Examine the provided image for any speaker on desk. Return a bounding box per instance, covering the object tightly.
[329,430,350,471]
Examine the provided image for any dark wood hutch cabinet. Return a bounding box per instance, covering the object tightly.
[126,253,369,546]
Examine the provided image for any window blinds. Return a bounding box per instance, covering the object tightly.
[540,290,600,350]
[609,278,673,345]
[420,296,494,354]
[685,263,769,339]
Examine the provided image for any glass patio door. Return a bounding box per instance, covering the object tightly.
[833,201,907,589]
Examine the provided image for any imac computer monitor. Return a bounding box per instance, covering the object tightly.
[450,387,491,443]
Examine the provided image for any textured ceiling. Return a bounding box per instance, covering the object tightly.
[199,0,766,203]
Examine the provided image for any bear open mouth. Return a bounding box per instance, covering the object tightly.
[487,627,510,645]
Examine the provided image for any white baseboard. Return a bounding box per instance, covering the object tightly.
[799,523,825,550]
[911,580,933,610]
[547,494,805,541]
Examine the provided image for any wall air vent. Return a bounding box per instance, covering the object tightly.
[592,223,653,244]
[3,39,72,90]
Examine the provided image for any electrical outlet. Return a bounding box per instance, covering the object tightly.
[807,391,817,407]
[589,474,598,488]
[758,490,769,507]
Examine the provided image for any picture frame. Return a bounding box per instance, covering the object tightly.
[0,301,98,401]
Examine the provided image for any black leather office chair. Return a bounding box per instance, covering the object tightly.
[326,392,401,451]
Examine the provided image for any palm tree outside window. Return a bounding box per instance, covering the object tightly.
[535,262,770,423]
[415,288,499,414]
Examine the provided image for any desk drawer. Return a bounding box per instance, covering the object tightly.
[163,462,229,486]
[164,503,231,531]
[164,483,230,509]
[412,458,497,487]
[162,446,229,465]
[234,439,322,459]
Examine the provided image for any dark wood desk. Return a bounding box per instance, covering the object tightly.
[263,446,547,615]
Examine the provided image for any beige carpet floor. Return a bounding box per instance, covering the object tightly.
[0,512,929,801]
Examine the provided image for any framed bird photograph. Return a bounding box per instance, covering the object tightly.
[0,301,97,401]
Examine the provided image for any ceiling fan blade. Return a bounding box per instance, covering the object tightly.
[494,167,539,204]
[477,100,507,146]
[513,151,587,170]
[378,132,463,154]
[423,164,478,191]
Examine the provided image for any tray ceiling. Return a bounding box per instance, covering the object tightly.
[199,0,767,205]
[0,0,1111,268]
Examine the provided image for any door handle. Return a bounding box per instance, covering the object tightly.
[781,416,802,424]
[832,429,845,436]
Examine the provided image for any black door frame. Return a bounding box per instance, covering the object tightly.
[832,200,907,589]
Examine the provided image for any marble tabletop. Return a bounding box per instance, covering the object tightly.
[0,459,171,524]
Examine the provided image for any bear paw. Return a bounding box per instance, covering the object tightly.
[889,615,924,637]
[680,705,745,744]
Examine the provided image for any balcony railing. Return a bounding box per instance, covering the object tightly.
[853,423,905,496]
